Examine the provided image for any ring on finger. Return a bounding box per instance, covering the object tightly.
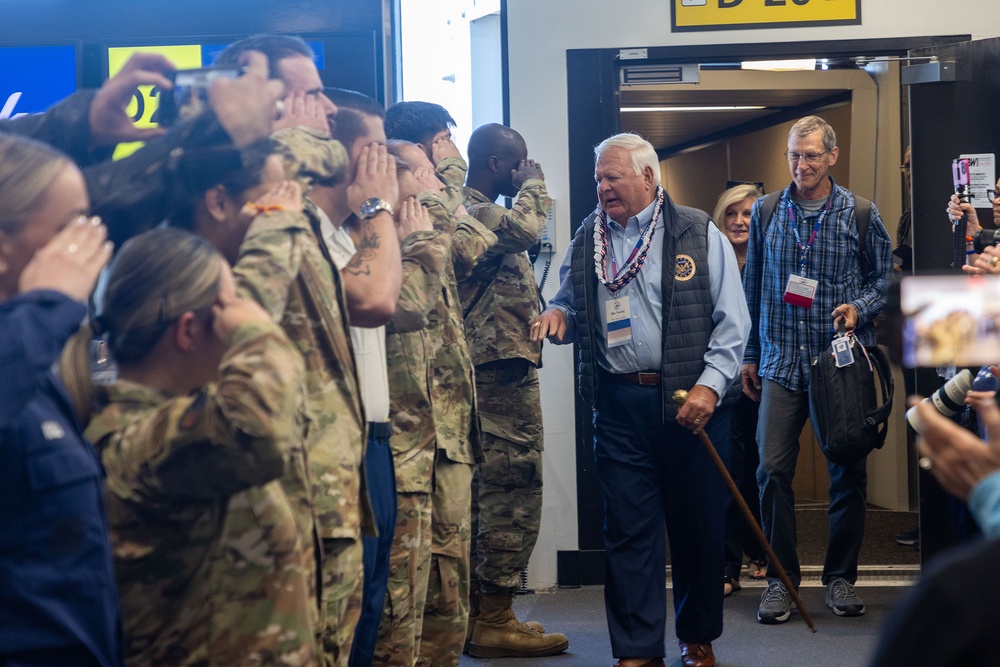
[918,456,933,471]
[990,256,999,267]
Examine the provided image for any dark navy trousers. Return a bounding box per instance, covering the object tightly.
[594,378,730,658]
[349,424,397,667]
[724,392,765,580]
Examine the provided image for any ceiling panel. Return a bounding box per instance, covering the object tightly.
[618,70,858,155]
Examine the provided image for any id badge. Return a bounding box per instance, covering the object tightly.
[832,337,855,368]
[783,274,818,308]
[605,295,632,348]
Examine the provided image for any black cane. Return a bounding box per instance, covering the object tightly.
[673,389,817,633]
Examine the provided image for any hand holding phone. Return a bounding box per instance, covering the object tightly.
[90,52,175,146]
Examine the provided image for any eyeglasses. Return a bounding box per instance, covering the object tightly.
[988,190,999,202]
[785,150,830,164]
[899,164,911,173]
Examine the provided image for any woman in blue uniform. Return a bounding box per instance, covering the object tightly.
[0,135,120,667]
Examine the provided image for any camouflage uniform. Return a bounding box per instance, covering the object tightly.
[461,179,551,592]
[241,127,372,667]
[84,322,319,667]
[375,175,497,666]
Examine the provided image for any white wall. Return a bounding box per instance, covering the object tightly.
[511,0,1000,590]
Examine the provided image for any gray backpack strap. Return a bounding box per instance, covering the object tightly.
[757,191,783,237]
[853,195,872,266]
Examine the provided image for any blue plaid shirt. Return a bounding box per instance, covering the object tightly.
[742,178,892,392]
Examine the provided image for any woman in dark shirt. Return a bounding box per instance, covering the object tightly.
[0,134,119,667]
[713,184,768,597]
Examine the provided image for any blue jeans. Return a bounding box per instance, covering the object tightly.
[594,377,729,656]
[349,424,397,667]
[756,379,867,588]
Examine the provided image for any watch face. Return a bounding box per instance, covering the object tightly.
[360,198,391,218]
[360,198,379,216]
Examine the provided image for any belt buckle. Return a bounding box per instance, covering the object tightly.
[636,372,658,385]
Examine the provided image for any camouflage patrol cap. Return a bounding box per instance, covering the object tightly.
[271,126,348,189]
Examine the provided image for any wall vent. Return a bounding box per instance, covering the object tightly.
[620,64,699,86]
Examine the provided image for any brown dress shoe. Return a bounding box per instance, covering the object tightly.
[611,659,665,667]
[679,641,716,667]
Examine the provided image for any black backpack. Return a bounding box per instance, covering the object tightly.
[808,337,894,467]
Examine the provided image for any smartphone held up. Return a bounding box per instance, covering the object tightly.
[900,274,1000,368]
[158,66,242,126]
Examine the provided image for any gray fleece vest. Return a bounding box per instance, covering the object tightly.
[571,195,736,422]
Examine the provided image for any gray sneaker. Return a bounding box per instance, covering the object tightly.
[757,581,792,624]
[826,577,866,616]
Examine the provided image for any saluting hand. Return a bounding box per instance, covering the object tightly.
[19,216,113,302]
[512,159,544,189]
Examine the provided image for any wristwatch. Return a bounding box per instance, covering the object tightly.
[359,197,394,220]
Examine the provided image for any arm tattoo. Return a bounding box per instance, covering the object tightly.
[344,219,380,276]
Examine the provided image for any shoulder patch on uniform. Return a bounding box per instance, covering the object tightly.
[41,420,66,441]
[675,254,696,282]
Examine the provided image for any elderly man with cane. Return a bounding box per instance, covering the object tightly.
[532,132,749,667]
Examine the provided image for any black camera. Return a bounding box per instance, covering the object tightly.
[972,228,1000,253]
[158,66,242,126]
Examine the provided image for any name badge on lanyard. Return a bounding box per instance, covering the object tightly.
[782,200,830,309]
[605,294,632,347]
[783,274,819,308]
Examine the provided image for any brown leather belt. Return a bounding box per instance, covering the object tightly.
[609,371,661,386]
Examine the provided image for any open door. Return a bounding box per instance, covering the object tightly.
[908,36,1000,563]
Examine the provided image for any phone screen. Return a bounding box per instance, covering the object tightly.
[159,66,241,126]
[901,274,1000,367]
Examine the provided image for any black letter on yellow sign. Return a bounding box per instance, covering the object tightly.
[792,0,808,5]
[719,0,742,7]
[764,0,786,6]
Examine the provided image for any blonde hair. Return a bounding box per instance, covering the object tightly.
[61,229,224,423]
[0,135,71,235]
[594,133,661,186]
[713,184,763,243]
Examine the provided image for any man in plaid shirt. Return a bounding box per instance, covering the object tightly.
[741,115,892,626]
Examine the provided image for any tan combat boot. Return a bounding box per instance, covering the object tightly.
[465,586,546,654]
[464,582,481,654]
[468,591,569,658]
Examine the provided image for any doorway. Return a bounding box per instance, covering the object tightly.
[561,34,966,586]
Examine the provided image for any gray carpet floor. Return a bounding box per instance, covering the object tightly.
[461,584,906,667]
[463,508,919,666]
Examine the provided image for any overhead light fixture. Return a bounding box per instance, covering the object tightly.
[741,59,817,71]
[620,105,766,112]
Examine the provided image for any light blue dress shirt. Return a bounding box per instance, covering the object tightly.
[969,469,1000,539]
[549,195,750,402]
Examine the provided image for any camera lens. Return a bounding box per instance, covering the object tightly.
[972,229,1000,254]
[905,369,973,434]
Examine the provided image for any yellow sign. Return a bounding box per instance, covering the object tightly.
[673,0,860,32]
[107,45,203,159]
